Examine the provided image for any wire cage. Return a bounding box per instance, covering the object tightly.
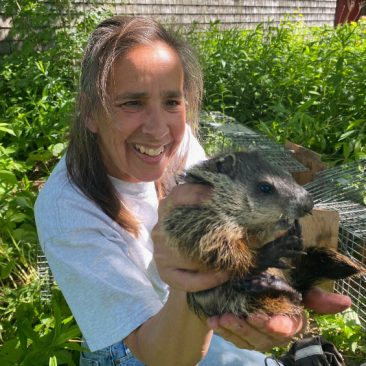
[305,160,366,328]
[199,111,307,173]
[37,247,54,302]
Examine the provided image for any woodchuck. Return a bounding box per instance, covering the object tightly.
[163,151,366,317]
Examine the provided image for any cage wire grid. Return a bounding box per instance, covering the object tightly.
[199,111,307,173]
[305,161,366,328]
[37,246,54,302]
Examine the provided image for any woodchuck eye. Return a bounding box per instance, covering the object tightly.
[258,182,275,194]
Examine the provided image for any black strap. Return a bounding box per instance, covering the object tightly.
[265,356,283,365]
[279,336,346,366]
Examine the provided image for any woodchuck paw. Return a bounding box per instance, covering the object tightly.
[234,273,302,304]
[254,234,304,272]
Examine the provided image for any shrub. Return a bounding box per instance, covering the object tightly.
[188,20,366,163]
[0,1,110,364]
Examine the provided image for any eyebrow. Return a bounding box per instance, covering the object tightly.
[163,90,184,98]
[114,90,184,101]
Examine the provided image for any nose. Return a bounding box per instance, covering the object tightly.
[142,105,169,139]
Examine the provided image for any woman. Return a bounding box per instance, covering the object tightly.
[35,15,351,366]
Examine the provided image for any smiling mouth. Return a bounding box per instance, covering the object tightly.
[133,144,166,157]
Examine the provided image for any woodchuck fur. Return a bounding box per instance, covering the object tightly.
[163,151,366,317]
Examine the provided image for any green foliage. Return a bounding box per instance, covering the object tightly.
[0,0,111,364]
[0,289,83,366]
[312,311,366,365]
[188,20,366,163]
[1,0,110,173]
[269,310,366,365]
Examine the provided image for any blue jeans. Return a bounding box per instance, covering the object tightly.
[79,340,145,366]
[79,335,283,366]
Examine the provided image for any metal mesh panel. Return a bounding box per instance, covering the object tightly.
[200,111,307,173]
[37,247,54,302]
[304,160,366,327]
[305,160,366,206]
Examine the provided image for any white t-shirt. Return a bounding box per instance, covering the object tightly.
[34,125,206,352]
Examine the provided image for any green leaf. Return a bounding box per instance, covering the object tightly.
[0,338,22,364]
[49,356,58,366]
[19,318,41,344]
[64,341,85,352]
[53,350,76,366]
[8,213,28,223]
[339,130,356,140]
[54,326,81,345]
[0,123,16,136]
[0,260,16,279]
[49,142,66,157]
[351,341,359,352]
[0,170,18,185]
[15,195,34,210]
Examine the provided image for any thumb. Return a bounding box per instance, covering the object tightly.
[303,287,352,314]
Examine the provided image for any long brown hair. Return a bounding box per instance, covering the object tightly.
[66,16,203,237]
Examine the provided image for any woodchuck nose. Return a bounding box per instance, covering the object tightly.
[163,151,366,317]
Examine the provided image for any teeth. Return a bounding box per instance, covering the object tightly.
[135,144,164,157]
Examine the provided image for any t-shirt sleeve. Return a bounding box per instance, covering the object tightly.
[35,180,163,351]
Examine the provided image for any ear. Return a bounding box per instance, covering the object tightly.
[86,118,98,133]
[215,153,237,177]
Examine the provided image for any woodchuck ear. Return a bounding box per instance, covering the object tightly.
[215,153,237,178]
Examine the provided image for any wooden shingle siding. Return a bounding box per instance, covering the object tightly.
[0,15,12,54]
[108,0,337,27]
[0,0,337,54]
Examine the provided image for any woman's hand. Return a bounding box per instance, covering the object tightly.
[207,287,352,352]
[302,286,352,314]
[207,312,304,352]
[152,183,229,292]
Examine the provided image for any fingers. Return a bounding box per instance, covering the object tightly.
[153,221,228,292]
[153,183,223,292]
[303,287,352,314]
[207,315,258,350]
[166,268,229,293]
[205,288,351,354]
[158,183,212,218]
[247,313,306,338]
[207,312,305,352]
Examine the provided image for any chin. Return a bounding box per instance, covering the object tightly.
[135,170,166,183]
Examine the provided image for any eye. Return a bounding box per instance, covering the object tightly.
[258,182,274,194]
[165,99,182,109]
[123,100,141,107]
[115,100,143,111]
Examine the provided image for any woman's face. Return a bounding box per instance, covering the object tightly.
[88,41,186,182]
